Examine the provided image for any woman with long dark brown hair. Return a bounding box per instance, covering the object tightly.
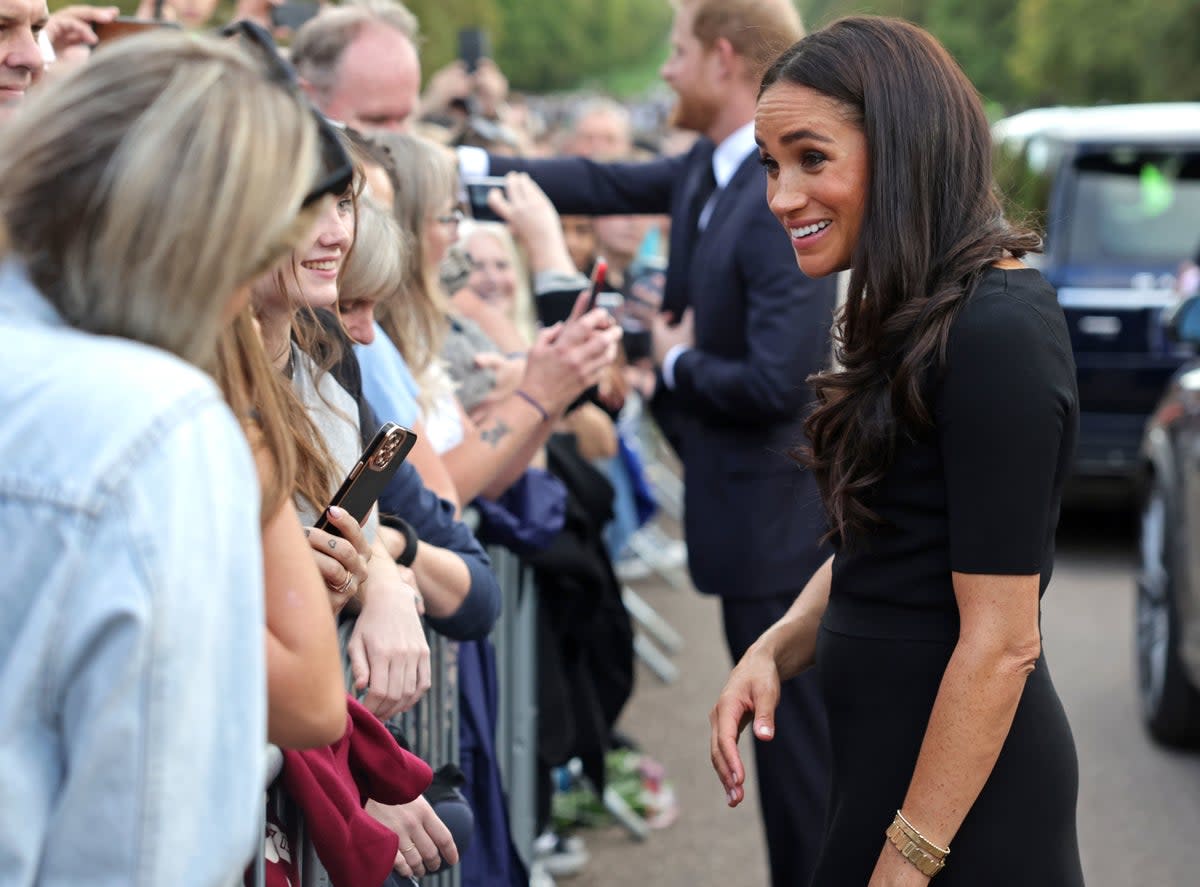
[709,17,1085,887]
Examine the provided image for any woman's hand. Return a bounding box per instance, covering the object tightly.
[366,796,460,880]
[346,547,431,719]
[304,506,371,614]
[486,173,577,275]
[709,642,784,808]
[521,298,622,415]
[867,843,933,887]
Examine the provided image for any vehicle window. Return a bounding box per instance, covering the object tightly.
[995,134,1056,224]
[1066,148,1200,266]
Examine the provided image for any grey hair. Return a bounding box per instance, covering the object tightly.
[572,97,632,132]
[291,1,420,98]
[0,30,321,369]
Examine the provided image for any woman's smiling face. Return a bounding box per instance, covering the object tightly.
[293,192,355,310]
[755,81,870,279]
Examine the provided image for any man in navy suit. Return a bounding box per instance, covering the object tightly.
[458,1,836,883]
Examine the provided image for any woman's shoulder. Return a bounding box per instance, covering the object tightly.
[951,266,1070,361]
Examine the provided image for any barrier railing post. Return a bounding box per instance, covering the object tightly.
[490,546,539,869]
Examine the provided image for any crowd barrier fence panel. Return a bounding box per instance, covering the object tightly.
[255,544,541,887]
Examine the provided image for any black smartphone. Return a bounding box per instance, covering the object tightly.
[314,423,417,536]
[458,27,490,74]
[465,176,507,223]
[269,1,320,31]
[92,17,180,42]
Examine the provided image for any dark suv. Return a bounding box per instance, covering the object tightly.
[1136,295,1200,747]
[994,103,1200,483]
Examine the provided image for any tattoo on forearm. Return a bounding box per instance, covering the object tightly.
[481,420,511,448]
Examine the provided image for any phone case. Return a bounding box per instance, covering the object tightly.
[314,423,417,536]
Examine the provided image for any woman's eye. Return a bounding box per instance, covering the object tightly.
[757,153,779,175]
[337,197,354,214]
[801,151,828,169]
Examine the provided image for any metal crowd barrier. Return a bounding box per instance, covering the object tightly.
[488,545,540,870]
[251,544,541,887]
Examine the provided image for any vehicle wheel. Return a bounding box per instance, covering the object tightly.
[1136,480,1200,747]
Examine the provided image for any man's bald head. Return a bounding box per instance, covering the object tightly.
[291,1,422,133]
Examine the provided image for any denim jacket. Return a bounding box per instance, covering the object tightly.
[0,263,267,887]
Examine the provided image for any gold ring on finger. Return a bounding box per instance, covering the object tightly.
[334,572,354,595]
[400,844,417,854]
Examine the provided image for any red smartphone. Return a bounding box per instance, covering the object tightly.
[92,17,180,42]
[586,257,608,312]
[314,423,417,537]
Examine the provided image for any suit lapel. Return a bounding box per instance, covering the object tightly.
[663,140,716,317]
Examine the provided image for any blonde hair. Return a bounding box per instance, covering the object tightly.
[0,31,320,369]
[339,197,410,313]
[369,132,456,378]
[675,0,805,82]
[458,219,537,345]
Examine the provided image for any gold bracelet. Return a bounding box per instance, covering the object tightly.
[895,810,950,858]
[886,812,949,877]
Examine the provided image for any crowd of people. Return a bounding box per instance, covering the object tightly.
[2,1,1087,886]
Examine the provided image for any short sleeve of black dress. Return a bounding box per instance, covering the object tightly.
[935,268,1078,581]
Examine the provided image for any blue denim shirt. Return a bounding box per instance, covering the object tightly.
[0,263,267,887]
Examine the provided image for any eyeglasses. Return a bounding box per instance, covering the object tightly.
[436,209,466,226]
[220,20,354,208]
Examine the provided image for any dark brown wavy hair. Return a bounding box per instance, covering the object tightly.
[759,17,1041,544]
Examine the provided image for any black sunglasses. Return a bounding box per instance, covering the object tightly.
[220,20,354,208]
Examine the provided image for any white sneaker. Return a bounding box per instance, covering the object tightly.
[532,830,589,879]
[529,859,558,887]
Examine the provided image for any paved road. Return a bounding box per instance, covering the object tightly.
[570,505,1200,886]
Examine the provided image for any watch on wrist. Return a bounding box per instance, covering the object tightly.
[393,517,419,567]
[380,514,420,567]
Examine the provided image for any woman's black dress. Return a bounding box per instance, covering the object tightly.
[809,268,1086,886]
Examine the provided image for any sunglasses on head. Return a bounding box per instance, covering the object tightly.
[220,20,354,208]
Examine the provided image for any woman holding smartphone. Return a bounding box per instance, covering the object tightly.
[251,165,433,720]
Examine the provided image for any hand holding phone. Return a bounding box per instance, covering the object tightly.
[314,423,417,537]
[585,257,608,313]
[465,176,507,223]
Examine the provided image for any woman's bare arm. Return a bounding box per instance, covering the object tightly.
[868,572,1042,885]
[262,497,348,748]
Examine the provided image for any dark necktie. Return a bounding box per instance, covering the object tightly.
[662,145,717,318]
[687,160,718,235]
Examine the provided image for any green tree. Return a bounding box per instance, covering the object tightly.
[405,0,500,75]
[1008,0,1200,106]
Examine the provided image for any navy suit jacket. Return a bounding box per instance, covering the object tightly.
[492,141,835,599]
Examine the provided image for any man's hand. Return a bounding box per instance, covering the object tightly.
[366,796,459,880]
[473,58,508,117]
[652,307,695,366]
[485,173,576,276]
[44,5,117,53]
[421,60,474,114]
